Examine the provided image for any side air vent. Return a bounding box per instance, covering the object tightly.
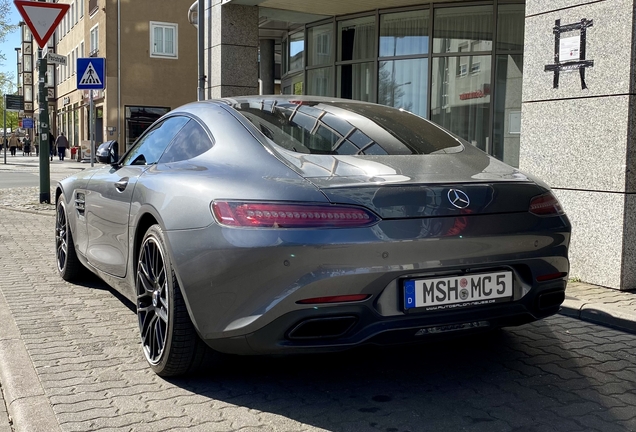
[75,192,86,218]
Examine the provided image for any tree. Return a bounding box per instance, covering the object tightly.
[0,92,19,134]
[0,0,19,94]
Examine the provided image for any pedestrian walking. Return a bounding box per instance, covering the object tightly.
[55,132,68,161]
[49,132,56,161]
[23,136,31,156]
[8,133,19,157]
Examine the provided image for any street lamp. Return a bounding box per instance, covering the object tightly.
[15,47,21,93]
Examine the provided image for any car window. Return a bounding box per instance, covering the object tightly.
[159,119,214,163]
[232,100,463,155]
[121,116,189,166]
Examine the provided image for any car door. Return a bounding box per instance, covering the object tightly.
[84,116,189,277]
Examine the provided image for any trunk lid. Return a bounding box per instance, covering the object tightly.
[273,145,546,219]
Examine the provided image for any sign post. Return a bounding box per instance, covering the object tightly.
[3,95,23,165]
[76,58,105,167]
[14,0,69,203]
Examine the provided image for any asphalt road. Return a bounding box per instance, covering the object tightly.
[0,207,635,432]
[0,171,40,189]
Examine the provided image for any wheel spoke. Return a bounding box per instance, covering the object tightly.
[154,318,164,354]
[156,306,168,323]
[137,267,154,295]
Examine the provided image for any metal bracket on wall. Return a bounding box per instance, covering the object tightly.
[544,19,594,90]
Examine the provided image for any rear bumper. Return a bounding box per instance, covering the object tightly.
[205,279,566,355]
[164,212,570,353]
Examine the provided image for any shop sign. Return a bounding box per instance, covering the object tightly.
[459,85,491,101]
[63,96,71,106]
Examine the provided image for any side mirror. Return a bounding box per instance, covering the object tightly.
[96,140,119,165]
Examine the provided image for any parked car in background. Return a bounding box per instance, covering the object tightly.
[54,96,571,376]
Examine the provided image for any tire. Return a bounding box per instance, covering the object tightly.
[55,196,86,281]
[136,224,218,376]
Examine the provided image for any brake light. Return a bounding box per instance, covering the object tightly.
[529,192,565,216]
[297,294,370,304]
[211,201,378,228]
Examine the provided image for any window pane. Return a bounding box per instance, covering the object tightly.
[154,27,163,53]
[165,28,174,54]
[380,10,429,57]
[24,86,33,102]
[160,120,214,163]
[289,32,304,72]
[282,72,303,95]
[125,106,171,149]
[492,54,523,167]
[23,55,32,72]
[433,6,493,54]
[23,26,31,42]
[497,4,525,51]
[338,62,373,102]
[308,23,333,66]
[431,55,491,151]
[338,16,375,61]
[123,116,189,166]
[379,58,428,118]
[307,67,333,96]
[232,99,463,155]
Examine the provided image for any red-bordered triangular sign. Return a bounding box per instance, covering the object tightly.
[14,0,70,48]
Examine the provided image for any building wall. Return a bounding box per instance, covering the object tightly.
[108,0,198,149]
[51,0,197,155]
[519,0,636,289]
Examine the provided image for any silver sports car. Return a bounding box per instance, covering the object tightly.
[55,96,571,376]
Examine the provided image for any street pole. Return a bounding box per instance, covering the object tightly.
[38,48,50,203]
[3,98,6,165]
[90,91,94,167]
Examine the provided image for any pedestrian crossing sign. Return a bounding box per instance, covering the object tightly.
[77,58,105,90]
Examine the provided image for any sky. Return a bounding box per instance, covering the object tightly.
[1,5,26,91]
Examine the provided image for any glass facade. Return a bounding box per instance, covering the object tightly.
[280,1,525,166]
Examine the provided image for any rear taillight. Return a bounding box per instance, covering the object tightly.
[529,192,565,216]
[536,272,568,282]
[211,201,378,228]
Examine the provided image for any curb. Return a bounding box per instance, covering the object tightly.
[560,299,636,334]
[0,291,60,432]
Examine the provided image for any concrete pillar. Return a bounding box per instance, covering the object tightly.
[260,39,275,95]
[205,1,259,98]
[519,0,636,290]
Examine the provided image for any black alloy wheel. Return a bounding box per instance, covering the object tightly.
[55,196,84,281]
[136,224,217,376]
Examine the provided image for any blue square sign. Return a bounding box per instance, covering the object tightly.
[77,57,105,90]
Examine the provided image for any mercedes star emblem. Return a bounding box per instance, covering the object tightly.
[448,189,470,209]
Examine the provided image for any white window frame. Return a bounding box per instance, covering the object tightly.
[150,21,178,59]
[90,24,99,56]
[80,0,84,18]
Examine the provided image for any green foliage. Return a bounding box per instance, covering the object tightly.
[0,93,19,131]
[0,0,21,130]
[0,0,17,43]
[0,0,19,70]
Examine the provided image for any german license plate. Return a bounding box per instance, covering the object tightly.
[403,271,513,311]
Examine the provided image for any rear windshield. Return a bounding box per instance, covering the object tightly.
[231,100,463,155]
